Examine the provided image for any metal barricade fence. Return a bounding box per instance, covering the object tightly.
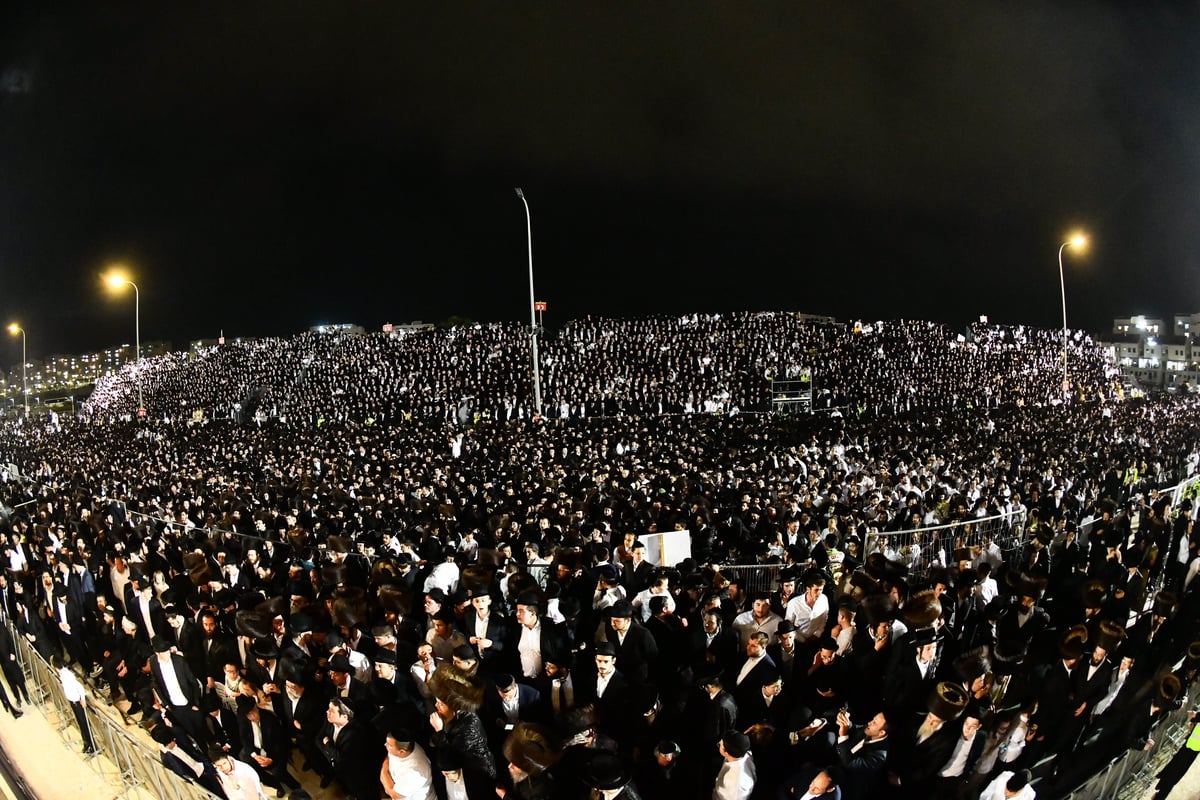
[865,509,1029,583]
[717,564,784,596]
[1061,672,1200,800]
[5,619,219,800]
[712,511,1028,597]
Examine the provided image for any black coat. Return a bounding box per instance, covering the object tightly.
[319,717,383,800]
[151,654,204,709]
[834,727,889,800]
[598,622,658,684]
[430,711,497,800]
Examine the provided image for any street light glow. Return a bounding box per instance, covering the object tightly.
[105,270,131,290]
[1068,233,1088,251]
[6,323,20,336]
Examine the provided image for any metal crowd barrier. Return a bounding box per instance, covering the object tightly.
[865,509,1029,579]
[716,563,783,596]
[5,620,219,800]
[711,511,1028,597]
[1061,673,1200,800]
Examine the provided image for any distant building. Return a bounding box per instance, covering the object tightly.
[309,324,365,335]
[1112,315,1164,336]
[3,340,172,409]
[1098,315,1200,392]
[383,321,436,334]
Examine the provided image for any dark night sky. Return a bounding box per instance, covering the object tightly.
[2,3,1200,360]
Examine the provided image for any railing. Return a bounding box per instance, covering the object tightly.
[1061,671,1199,800]
[712,511,1029,597]
[715,564,783,596]
[5,620,219,800]
[866,509,1029,581]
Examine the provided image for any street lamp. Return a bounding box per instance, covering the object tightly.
[514,188,542,418]
[1058,233,1088,401]
[104,269,143,411]
[7,323,26,418]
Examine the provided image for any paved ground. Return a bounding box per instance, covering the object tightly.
[1163,748,1200,800]
[0,699,139,800]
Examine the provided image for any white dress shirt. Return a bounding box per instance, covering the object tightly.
[979,771,1036,800]
[518,622,542,679]
[713,753,757,800]
[785,594,829,641]
[387,744,436,800]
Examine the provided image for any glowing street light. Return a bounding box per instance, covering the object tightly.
[1058,233,1088,401]
[103,268,143,411]
[7,323,26,418]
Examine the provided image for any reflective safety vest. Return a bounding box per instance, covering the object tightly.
[1187,722,1200,752]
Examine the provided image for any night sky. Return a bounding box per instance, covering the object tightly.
[2,4,1199,360]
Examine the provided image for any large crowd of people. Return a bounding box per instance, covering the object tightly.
[0,313,1195,800]
[81,313,1121,424]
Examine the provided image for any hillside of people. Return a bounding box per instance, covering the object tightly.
[0,312,1196,800]
[80,313,1121,423]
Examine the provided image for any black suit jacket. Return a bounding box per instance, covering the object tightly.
[150,654,203,709]
[128,593,167,643]
[319,717,383,799]
[280,683,330,746]
[201,632,238,682]
[461,612,508,667]
[204,706,242,754]
[622,561,655,596]
[835,727,889,800]
[482,682,545,744]
[238,708,290,765]
[576,668,631,741]
[729,654,777,709]
[174,619,205,677]
[598,622,658,684]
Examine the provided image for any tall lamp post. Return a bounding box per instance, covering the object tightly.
[514,188,542,418]
[7,323,26,418]
[1057,233,1088,401]
[104,270,143,411]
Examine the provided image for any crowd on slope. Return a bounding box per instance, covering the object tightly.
[81,314,1120,424]
[0,317,1189,800]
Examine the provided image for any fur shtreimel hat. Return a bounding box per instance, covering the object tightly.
[503,723,562,776]
[428,664,485,714]
[859,593,898,626]
[902,589,942,629]
[952,646,992,684]
[1094,620,1126,654]
[927,681,969,721]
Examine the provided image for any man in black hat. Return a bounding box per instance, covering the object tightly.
[50,582,92,671]
[577,640,631,743]
[765,619,801,684]
[581,750,643,800]
[1025,625,1087,765]
[236,694,301,797]
[598,600,657,685]
[481,672,544,751]
[150,635,209,749]
[328,651,372,715]
[278,662,328,775]
[463,586,506,670]
[888,682,968,796]
[884,626,942,719]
